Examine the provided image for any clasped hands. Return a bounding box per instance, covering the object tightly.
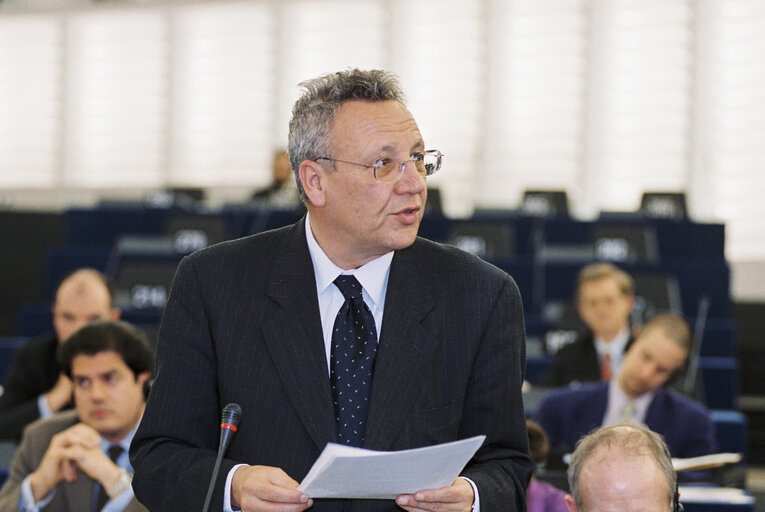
[231,465,474,512]
[28,423,123,503]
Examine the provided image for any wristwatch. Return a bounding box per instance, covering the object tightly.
[107,468,132,499]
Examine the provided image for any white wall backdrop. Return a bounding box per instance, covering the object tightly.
[1,0,764,297]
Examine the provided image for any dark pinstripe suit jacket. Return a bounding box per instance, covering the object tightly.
[130,218,533,511]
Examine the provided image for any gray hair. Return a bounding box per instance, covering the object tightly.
[567,424,676,510]
[287,68,406,202]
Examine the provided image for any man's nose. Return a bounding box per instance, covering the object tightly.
[89,380,106,399]
[396,160,425,192]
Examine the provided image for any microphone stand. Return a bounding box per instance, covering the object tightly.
[202,403,242,512]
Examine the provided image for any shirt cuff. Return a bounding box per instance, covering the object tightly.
[101,478,135,512]
[459,476,480,512]
[20,475,53,512]
[224,463,247,512]
[37,394,52,419]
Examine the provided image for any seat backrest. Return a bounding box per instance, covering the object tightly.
[446,220,515,259]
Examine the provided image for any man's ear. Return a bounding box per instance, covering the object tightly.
[565,494,579,512]
[299,160,327,207]
[137,371,152,387]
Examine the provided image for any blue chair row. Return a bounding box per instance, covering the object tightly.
[420,211,726,260]
[64,204,726,262]
[0,337,28,384]
[16,303,161,340]
[63,204,305,248]
[525,315,738,359]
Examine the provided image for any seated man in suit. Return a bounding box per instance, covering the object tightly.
[537,262,635,387]
[0,268,121,441]
[0,320,152,512]
[565,424,679,512]
[535,312,715,460]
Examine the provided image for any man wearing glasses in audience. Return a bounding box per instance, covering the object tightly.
[130,68,532,512]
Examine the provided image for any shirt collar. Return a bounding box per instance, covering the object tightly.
[99,414,141,454]
[611,377,655,414]
[305,213,393,309]
[594,327,631,357]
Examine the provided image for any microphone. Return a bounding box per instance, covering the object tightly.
[202,403,242,512]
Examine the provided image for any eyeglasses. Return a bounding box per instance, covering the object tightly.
[315,150,443,182]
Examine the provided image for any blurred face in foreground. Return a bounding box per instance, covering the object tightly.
[566,449,672,512]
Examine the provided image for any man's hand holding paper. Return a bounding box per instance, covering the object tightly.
[395,476,475,512]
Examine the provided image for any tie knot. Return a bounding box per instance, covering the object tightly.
[107,444,124,463]
[333,275,363,300]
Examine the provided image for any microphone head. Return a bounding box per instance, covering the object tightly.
[221,403,242,429]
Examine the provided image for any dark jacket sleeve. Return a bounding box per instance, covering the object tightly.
[458,271,533,511]
[0,335,61,441]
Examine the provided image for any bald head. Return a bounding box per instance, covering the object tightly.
[566,424,675,512]
[52,269,120,343]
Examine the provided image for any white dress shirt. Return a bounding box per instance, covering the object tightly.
[594,327,631,378]
[602,379,654,427]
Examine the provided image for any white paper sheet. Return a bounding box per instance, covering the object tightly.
[298,435,486,499]
[678,486,754,504]
[672,452,742,471]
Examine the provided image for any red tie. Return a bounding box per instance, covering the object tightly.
[600,353,612,380]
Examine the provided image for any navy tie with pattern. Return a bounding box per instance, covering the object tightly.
[330,275,378,447]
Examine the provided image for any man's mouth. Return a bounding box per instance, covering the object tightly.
[397,206,420,215]
[91,407,110,419]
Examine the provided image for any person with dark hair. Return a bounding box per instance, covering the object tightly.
[565,424,678,512]
[0,268,121,441]
[537,262,635,387]
[130,68,532,512]
[526,420,568,512]
[0,320,152,512]
[535,313,716,460]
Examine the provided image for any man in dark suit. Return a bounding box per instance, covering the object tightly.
[0,320,152,511]
[536,262,635,387]
[535,313,716,459]
[130,69,533,512]
[0,268,120,441]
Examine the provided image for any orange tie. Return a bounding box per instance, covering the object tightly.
[600,353,612,380]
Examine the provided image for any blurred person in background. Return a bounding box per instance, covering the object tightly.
[0,268,120,442]
[526,420,568,512]
[537,262,635,387]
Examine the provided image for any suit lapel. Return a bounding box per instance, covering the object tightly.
[643,387,664,431]
[364,243,437,450]
[261,220,336,451]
